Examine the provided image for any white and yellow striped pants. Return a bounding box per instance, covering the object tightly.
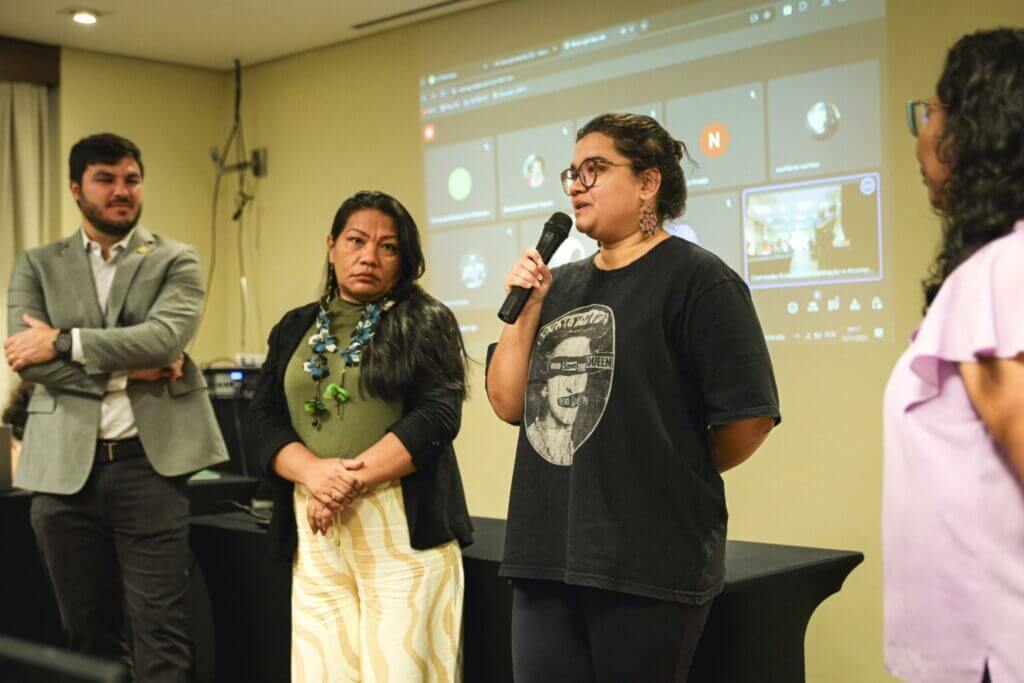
[291,481,464,682]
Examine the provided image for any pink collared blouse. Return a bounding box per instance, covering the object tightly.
[883,220,1024,683]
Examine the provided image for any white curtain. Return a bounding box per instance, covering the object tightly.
[0,82,55,404]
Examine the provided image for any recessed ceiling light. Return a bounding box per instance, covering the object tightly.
[58,7,106,25]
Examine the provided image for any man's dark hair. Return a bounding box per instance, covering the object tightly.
[69,133,144,185]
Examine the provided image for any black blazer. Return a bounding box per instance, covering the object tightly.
[248,302,474,560]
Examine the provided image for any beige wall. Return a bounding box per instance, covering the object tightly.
[57,48,231,361]
[53,1,1023,680]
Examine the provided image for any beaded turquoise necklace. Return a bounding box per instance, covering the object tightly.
[302,298,393,428]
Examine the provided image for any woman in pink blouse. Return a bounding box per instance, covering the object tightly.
[883,28,1024,683]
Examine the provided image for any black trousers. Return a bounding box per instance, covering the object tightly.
[511,578,711,683]
[30,454,194,683]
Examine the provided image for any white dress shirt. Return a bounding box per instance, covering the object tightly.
[71,228,138,440]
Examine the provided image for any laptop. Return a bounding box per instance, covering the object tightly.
[0,425,12,491]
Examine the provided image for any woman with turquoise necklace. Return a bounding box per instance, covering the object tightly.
[249,190,473,682]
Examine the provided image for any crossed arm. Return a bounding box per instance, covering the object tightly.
[4,248,203,393]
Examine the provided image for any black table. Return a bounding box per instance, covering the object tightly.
[0,474,259,650]
[189,514,862,682]
[183,472,260,516]
[189,512,290,683]
[0,490,62,648]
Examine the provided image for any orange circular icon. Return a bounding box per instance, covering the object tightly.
[699,122,730,159]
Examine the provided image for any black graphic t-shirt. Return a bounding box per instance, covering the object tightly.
[499,237,781,604]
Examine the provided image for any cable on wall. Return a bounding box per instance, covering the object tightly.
[202,59,267,363]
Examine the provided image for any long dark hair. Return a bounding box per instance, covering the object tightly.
[321,191,425,308]
[321,191,469,402]
[923,28,1024,308]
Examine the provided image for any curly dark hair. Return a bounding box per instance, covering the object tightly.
[2,382,34,441]
[923,28,1024,308]
[576,113,692,222]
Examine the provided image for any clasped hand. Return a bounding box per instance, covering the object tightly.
[304,458,369,535]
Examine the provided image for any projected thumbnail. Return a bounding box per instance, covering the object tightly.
[519,217,597,269]
[448,168,473,201]
[767,60,881,179]
[806,101,841,141]
[665,192,742,275]
[498,122,575,218]
[523,154,546,189]
[665,83,766,192]
[575,102,664,130]
[425,138,497,228]
[743,173,882,289]
[428,223,518,310]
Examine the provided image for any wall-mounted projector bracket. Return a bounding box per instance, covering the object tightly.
[210,147,268,178]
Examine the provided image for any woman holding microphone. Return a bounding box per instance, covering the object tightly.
[487,114,780,682]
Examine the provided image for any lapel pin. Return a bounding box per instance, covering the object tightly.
[137,245,150,254]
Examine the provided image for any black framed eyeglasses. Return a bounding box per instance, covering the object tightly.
[906,99,932,137]
[560,157,634,195]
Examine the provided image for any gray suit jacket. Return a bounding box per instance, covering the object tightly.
[6,226,228,494]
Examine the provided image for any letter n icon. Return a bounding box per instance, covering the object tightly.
[699,122,730,160]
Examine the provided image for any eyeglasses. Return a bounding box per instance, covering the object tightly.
[906,99,936,137]
[560,157,634,195]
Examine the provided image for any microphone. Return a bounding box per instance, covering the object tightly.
[498,211,573,324]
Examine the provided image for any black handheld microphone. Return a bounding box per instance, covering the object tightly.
[498,211,573,324]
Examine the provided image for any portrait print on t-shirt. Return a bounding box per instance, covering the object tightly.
[525,304,614,465]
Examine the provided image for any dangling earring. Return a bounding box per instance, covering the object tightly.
[639,200,659,238]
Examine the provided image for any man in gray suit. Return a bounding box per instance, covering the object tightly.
[4,132,227,682]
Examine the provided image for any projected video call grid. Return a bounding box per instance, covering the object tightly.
[420,0,889,346]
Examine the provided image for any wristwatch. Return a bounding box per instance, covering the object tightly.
[53,328,72,361]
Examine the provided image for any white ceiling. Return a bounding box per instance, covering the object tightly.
[0,0,501,71]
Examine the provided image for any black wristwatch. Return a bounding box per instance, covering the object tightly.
[53,328,72,361]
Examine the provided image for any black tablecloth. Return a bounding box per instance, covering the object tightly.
[190,514,863,682]
[1,491,862,682]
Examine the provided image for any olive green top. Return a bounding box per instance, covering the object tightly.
[284,297,402,458]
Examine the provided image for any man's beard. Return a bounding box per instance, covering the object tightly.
[78,196,142,238]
